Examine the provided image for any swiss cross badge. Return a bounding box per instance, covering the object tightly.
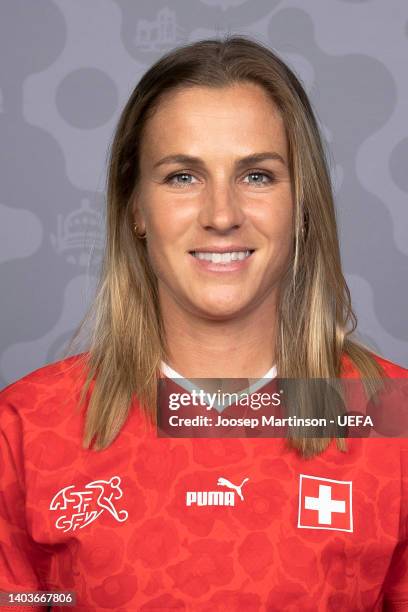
[297,474,353,532]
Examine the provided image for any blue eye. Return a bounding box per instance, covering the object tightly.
[164,170,276,187]
[166,173,198,187]
[243,171,275,186]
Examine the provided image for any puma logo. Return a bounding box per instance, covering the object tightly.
[186,476,250,507]
[217,477,250,501]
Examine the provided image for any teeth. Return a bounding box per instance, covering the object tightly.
[193,250,252,263]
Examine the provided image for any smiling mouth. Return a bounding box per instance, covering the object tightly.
[189,250,255,264]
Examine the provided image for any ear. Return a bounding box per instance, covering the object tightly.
[132,196,146,233]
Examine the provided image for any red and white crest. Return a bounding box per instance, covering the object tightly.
[297,474,353,532]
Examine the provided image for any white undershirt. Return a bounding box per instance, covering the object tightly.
[161,361,277,380]
[160,361,277,413]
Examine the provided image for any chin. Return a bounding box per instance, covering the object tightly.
[191,299,250,320]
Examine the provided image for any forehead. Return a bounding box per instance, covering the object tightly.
[140,83,287,160]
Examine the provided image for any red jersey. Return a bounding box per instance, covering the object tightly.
[0,352,408,611]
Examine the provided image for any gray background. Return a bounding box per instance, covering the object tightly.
[1,0,407,388]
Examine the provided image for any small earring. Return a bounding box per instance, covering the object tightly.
[134,223,146,239]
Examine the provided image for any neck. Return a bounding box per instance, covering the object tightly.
[160,291,277,379]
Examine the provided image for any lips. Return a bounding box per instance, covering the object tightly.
[191,250,253,263]
[189,246,256,254]
[188,248,255,271]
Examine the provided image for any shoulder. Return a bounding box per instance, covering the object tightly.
[373,353,408,377]
[340,351,408,379]
[0,353,92,460]
[0,352,90,414]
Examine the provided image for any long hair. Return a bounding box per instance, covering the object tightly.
[64,35,385,457]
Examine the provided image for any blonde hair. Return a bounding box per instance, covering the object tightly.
[64,35,385,457]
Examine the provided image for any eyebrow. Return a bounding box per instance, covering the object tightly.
[153,151,287,170]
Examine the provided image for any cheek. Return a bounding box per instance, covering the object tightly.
[276,222,295,263]
[141,199,169,252]
[144,217,183,284]
[261,207,294,269]
[256,198,293,245]
[145,244,171,291]
[143,190,192,238]
[145,203,196,264]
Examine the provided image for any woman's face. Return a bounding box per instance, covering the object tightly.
[133,82,294,320]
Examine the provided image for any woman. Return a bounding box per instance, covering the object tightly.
[1,35,407,611]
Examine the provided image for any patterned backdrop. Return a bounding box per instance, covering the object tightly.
[0,0,407,388]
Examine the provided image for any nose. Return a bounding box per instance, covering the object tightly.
[197,181,246,232]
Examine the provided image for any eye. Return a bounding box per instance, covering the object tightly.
[165,172,199,187]
[164,169,276,188]
[243,170,276,186]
